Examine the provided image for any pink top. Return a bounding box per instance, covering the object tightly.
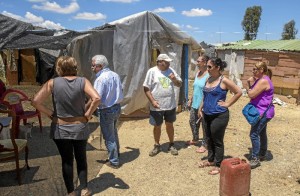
[250,76,275,119]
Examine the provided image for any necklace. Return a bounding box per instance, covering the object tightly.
[204,75,223,92]
[197,70,207,78]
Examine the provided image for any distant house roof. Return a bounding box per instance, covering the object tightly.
[216,40,300,52]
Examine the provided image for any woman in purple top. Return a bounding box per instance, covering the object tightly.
[247,62,275,169]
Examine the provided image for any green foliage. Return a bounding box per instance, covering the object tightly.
[281,20,298,40]
[241,6,262,40]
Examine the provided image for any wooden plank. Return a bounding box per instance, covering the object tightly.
[272,67,299,76]
[20,49,36,84]
[272,76,300,89]
[279,52,300,59]
[268,67,285,77]
[278,60,300,68]
[241,73,253,81]
[244,58,261,64]
[278,52,300,68]
[261,52,279,66]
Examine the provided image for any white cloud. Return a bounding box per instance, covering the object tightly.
[32,1,79,14]
[182,8,212,17]
[172,23,180,28]
[74,12,106,20]
[186,25,199,30]
[153,7,175,13]
[2,11,24,21]
[25,12,44,23]
[1,11,64,30]
[99,0,139,3]
[38,20,64,29]
[28,0,46,2]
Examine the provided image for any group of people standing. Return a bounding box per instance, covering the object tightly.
[143,53,274,175]
[31,52,274,195]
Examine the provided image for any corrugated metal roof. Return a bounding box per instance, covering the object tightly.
[216,40,300,52]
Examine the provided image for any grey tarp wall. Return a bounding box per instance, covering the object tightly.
[67,30,114,82]
[67,11,201,115]
[0,14,84,51]
[0,14,33,49]
[1,12,201,114]
[0,14,87,83]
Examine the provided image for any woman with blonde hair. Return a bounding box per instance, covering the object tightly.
[246,61,275,169]
[32,56,100,196]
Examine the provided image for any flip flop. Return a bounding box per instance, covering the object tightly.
[208,167,220,175]
[186,140,197,145]
[196,146,207,153]
[198,160,214,168]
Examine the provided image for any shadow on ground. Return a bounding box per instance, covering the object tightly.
[0,166,43,187]
[88,172,129,194]
[0,121,108,195]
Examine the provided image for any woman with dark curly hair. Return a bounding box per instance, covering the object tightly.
[198,57,242,175]
[32,56,100,196]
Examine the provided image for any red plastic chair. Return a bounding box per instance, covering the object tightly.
[0,89,42,138]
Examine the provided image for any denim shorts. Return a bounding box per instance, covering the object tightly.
[149,108,176,126]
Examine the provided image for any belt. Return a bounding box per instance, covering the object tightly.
[99,103,120,111]
[52,116,88,125]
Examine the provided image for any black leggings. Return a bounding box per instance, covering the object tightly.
[203,111,229,167]
[54,139,88,193]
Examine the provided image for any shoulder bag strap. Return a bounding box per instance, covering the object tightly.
[261,100,273,117]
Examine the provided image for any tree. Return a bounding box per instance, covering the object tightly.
[281,20,298,40]
[241,6,262,40]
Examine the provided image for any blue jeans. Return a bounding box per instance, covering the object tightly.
[98,104,121,166]
[250,115,271,159]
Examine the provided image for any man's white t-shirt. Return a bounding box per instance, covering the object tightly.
[143,66,182,111]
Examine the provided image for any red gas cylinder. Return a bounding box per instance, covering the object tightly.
[219,158,251,196]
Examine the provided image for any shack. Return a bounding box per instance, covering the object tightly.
[216,40,300,103]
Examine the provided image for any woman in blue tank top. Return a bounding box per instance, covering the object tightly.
[198,58,242,175]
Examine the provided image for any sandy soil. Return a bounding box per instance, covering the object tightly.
[0,85,300,196]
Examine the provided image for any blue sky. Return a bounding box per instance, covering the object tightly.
[1,0,299,44]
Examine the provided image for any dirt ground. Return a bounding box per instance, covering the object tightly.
[0,85,300,196]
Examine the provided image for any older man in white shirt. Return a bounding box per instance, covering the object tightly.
[91,54,123,168]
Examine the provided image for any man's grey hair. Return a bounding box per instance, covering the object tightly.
[92,55,109,68]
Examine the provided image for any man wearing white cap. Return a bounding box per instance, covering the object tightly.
[143,53,182,156]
